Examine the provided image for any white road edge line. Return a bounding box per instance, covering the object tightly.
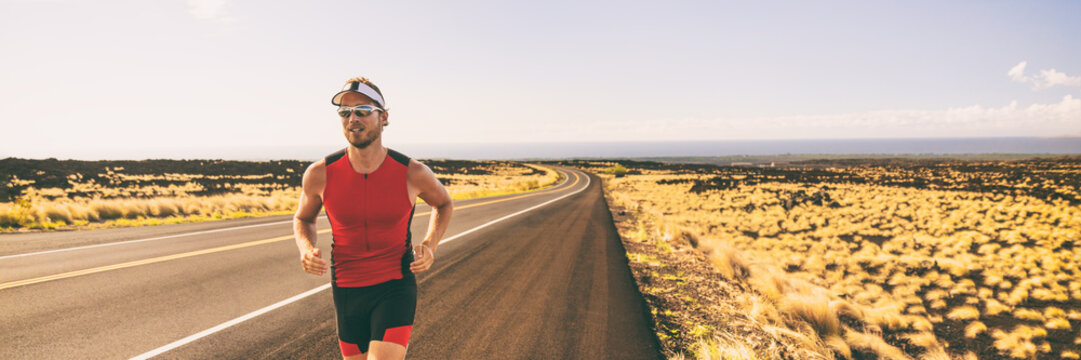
[438,170,589,245]
[3,165,569,260]
[128,169,589,360]
[128,283,332,360]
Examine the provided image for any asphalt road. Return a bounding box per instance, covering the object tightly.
[0,167,661,360]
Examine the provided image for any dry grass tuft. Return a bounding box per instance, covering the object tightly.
[843,331,910,360]
[709,241,750,281]
[902,331,940,349]
[1045,317,1072,330]
[963,321,986,338]
[691,335,765,360]
[1014,308,1045,322]
[824,334,851,359]
[946,306,980,321]
[778,292,842,339]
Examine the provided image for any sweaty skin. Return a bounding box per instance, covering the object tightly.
[293,91,453,360]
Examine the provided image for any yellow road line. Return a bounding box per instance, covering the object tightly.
[438,170,581,213]
[1,230,312,291]
[411,171,579,216]
[0,169,582,291]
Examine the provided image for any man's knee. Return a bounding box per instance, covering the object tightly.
[366,340,406,360]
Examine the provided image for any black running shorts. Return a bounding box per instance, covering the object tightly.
[332,276,417,356]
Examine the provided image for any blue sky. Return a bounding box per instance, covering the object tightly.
[1,0,1078,159]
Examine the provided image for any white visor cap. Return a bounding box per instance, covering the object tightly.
[331,81,385,108]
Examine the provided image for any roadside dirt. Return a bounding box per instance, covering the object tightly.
[601,174,821,359]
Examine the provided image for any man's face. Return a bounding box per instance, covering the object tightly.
[339,92,387,149]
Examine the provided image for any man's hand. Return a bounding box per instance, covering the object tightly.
[410,244,434,273]
[301,248,328,276]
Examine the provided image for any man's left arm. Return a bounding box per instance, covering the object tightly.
[409,160,453,273]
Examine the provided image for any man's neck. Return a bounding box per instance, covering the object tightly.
[347,141,387,173]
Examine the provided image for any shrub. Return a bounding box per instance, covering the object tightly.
[603,164,629,177]
[92,201,125,220]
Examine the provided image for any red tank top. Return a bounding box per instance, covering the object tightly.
[323,148,415,287]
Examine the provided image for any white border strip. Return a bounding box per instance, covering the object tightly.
[128,169,589,359]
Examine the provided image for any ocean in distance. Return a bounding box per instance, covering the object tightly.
[398,137,1081,161]
[15,137,1081,161]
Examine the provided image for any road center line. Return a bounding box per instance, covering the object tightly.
[0,170,578,291]
[0,218,323,260]
[128,170,590,360]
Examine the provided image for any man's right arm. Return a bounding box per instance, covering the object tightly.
[294,160,327,276]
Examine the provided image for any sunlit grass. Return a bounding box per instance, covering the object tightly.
[1,162,561,232]
[441,163,563,200]
[585,159,1081,359]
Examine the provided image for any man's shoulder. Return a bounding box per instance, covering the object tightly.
[405,157,435,179]
[303,159,327,179]
[387,148,411,167]
[406,158,428,172]
[307,158,327,169]
[324,148,347,166]
[388,148,428,175]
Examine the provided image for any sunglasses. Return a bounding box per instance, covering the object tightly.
[337,105,384,118]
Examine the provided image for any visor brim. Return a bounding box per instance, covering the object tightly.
[331,83,385,108]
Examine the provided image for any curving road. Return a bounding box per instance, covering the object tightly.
[0,167,661,359]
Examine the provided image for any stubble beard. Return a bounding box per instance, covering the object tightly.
[348,125,382,149]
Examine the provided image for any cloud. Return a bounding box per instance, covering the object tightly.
[1036,69,1081,89]
[1008,61,1028,82]
[541,95,1081,141]
[187,0,236,22]
[777,95,1079,130]
[1008,61,1081,90]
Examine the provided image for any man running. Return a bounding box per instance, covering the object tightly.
[293,76,454,360]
